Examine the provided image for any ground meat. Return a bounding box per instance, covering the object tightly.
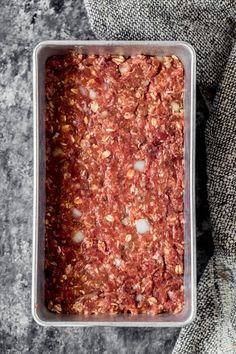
[45,52,185,316]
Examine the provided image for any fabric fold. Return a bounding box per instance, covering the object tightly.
[84,1,236,351]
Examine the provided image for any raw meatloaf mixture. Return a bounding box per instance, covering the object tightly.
[45,52,184,315]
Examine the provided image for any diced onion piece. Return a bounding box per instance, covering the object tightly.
[135,218,150,234]
[122,217,129,226]
[79,86,87,96]
[114,258,122,268]
[72,208,82,218]
[133,160,146,172]
[73,231,84,243]
[89,89,97,100]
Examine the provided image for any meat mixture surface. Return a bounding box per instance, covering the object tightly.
[45,52,184,315]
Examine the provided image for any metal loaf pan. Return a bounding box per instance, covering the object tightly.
[33,40,196,327]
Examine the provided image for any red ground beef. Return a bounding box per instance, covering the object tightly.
[45,52,184,315]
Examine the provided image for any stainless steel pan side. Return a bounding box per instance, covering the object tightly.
[32,40,196,327]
